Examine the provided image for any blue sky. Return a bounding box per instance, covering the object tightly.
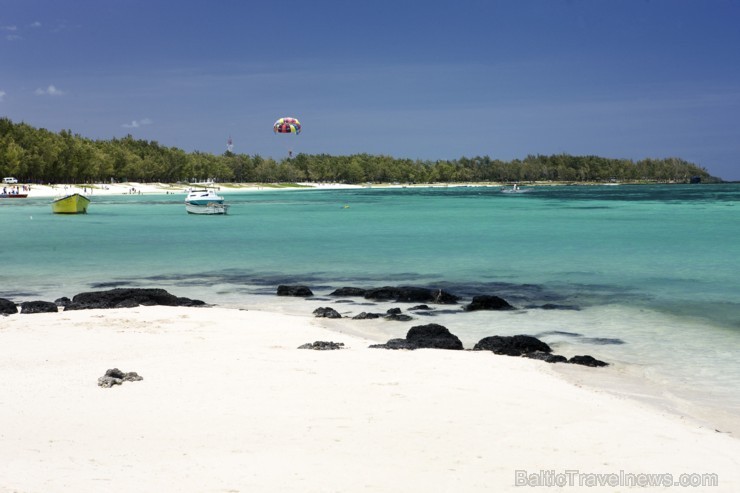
[2,0,739,179]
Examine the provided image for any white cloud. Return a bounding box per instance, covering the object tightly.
[35,85,65,96]
[30,21,42,28]
[122,118,153,128]
[2,27,21,41]
[0,91,6,102]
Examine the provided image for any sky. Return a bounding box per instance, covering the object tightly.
[2,0,739,180]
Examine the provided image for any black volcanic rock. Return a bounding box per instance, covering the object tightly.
[527,303,580,311]
[362,286,459,304]
[370,323,463,350]
[55,297,72,308]
[568,355,609,367]
[329,287,367,297]
[313,307,342,318]
[298,341,345,350]
[523,352,568,363]
[581,337,625,345]
[369,338,418,350]
[20,300,58,314]
[405,323,464,350]
[65,288,205,310]
[473,335,552,356]
[465,295,515,311]
[0,298,18,315]
[97,368,143,388]
[352,312,383,320]
[364,286,402,301]
[277,285,314,297]
[385,308,413,321]
[395,286,459,304]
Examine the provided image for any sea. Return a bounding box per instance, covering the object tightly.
[1,183,739,431]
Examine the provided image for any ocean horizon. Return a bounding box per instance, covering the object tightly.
[1,183,738,432]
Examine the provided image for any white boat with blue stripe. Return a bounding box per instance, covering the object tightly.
[185,188,229,215]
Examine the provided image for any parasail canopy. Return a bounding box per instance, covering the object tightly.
[273,117,301,134]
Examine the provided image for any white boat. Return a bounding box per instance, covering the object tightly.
[185,202,229,215]
[501,184,530,194]
[185,188,229,215]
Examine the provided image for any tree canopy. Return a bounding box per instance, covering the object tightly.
[0,118,720,184]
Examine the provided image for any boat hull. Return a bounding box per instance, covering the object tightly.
[51,193,91,214]
[184,188,228,214]
[0,194,28,198]
[185,203,229,215]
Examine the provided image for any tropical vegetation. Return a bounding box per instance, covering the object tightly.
[0,118,720,184]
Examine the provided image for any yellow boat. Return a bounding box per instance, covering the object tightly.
[51,193,91,214]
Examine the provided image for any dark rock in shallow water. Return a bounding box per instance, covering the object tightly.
[277,284,314,297]
[364,286,402,301]
[535,330,583,338]
[581,337,625,345]
[97,368,143,388]
[430,289,460,304]
[531,331,623,346]
[473,335,552,356]
[66,288,205,310]
[523,352,568,364]
[329,287,367,297]
[313,307,342,318]
[527,303,580,311]
[396,286,460,304]
[384,307,413,320]
[55,297,72,308]
[352,312,383,320]
[429,309,465,315]
[465,295,515,311]
[298,341,345,350]
[409,305,432,311]
[568,355,609,367]
[0,298,18,315]
[20,300,58,314]
[363,286,460,304]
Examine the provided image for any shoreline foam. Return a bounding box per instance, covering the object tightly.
[1,305,738,492]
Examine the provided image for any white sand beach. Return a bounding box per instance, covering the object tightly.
[14,180,505,199]
[16,181,365,199]
[1,305,738,492]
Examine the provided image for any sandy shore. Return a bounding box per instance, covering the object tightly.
[1,305,738,492]
[15,181,366,198]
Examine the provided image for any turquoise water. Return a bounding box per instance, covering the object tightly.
[1,184,739,426]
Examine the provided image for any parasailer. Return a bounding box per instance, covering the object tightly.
[273,117,301,157]
[273,117,301,134]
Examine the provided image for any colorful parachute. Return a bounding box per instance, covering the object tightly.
[273,117,301,134]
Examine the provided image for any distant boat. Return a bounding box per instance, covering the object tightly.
[51,193,90,214]
[0,193,28,198]
[501,184,531,194]
[185,188,229,215]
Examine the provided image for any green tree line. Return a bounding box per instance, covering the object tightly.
[0,118,720,184]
